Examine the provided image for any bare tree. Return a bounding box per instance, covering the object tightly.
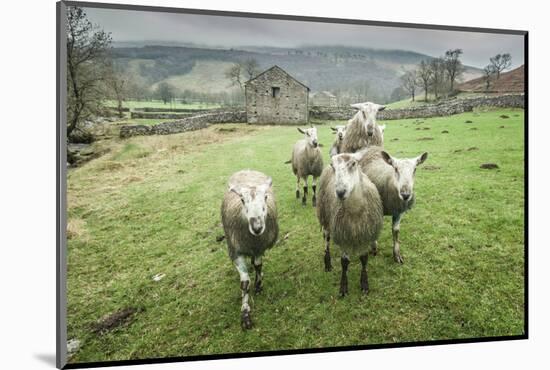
[104,63,128,118]
[444,49,464,92]
[417,60,433,102]
[66,6,112,138]
[489,53,512,79]
[429,57,446,100]
[225,63,244,90]
[400,70,418,102]
[155,82,176,104]
[482,65,496,92]
[243,58,260,80]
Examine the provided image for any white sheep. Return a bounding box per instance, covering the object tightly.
[359,147,428,263]
[341,102,386,153]
[221,170,279,329]
[329,125,347,157]
[291,126,324,207]
[316,150,384,296]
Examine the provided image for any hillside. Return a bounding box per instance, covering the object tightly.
[112,45,482,99]
[457,65,524,93]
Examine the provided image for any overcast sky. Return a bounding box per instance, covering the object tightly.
[84,6,524,69]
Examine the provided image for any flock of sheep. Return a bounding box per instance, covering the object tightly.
[221,101,429,329]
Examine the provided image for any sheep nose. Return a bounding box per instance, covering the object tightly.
[312,140,318,147]
[250,218,263,235]
[367,132,373,137]
[336,189,346,200]
[401,192,411,200]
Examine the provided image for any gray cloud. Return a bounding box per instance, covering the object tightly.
[83,6,524,68]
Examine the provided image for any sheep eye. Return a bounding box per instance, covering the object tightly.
[264,194,268,201]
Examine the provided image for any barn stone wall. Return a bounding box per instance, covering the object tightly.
[246,66,309,124]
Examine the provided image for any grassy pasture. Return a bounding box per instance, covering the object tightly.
[66,108,525,363]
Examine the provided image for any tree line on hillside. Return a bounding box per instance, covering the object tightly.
[397,49,513,103]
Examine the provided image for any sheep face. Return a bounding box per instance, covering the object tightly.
[330,152,364,201]
[330,125,347,142]
[381,151,428,202]
[350,102,386,137]
[229,179,272,236]
[298,126,319,148]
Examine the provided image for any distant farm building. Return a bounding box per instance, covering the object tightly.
[245,65,309,124]
[311,91,337,107]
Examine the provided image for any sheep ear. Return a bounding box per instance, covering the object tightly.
[265,177,273,188]
[379,124,386,132]
[330,127,337,133]
[381,151,395,168]
[297,127,305,134]
[350,103,363,110]
[416,152,428,166]
[229,184,243,196]
[378,105,386,111]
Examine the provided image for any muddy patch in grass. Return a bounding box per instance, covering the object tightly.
[390,138,399,141]
[465,120,473,123]
[467,147,479,151]
[500,115,510,119]
[441,130,449,134]
[92,307,141,334]
[417,137,434,141]
[423,165,441,171]
[470,127,478,131]
[480,163,499,170]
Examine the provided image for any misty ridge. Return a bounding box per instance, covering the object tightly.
[109,43,483,104]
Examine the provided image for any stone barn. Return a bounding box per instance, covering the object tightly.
[311,91,337,107]
[245,65,309,124]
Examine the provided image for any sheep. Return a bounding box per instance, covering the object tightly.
[341,102,386,153]
[291,125,324,207]
[329,125,347,157]
[316,150,384,296]
[359,146,428,264]
[221,170,279,329]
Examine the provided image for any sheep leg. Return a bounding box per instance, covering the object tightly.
[340,253,350,297]
[295,176,301,199]
[302,177,308,206]
[311,177,318,207]
[392,213,404,264]
[359,253,369,295]
[370,240,378,256]
[252,256,263,294]
[234,256,253,330]
[323,229,332,272]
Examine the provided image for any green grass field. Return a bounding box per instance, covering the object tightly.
[66,108,525,363]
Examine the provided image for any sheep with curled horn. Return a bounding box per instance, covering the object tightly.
[341,102,386,153]
[329,125,347,157]
[221,170,279,329]
[316,149,383,296]
[359,146,428,263]
[291,125,323,207]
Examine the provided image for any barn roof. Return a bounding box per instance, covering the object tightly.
[245,65,310,91]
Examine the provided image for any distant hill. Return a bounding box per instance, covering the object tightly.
[457,65,524,94]
[111,45,483,100]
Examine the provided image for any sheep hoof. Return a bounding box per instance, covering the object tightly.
[241,311,253,330]
[254,282,263,294]
[360,274,369,295]
[339,282,348,297]
[302,199,307,206]
[324,264,332,272]
[312,198,317,207]
[394,253,404,264]
[295,190,300,199]
[370,248,378,256]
